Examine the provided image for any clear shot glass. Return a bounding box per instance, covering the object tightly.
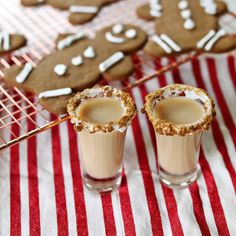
[67,86,136,193]
[143,84,215,189]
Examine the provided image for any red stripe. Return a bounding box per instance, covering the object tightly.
[51,116,69,236]
[206,58,236,149]
[27,98,40,236]
[119,174,136,236]
[101,194,117,235]
[190,58,231,234]
[67,122,88,235]
[10,95,21,236]
[154,59,185,236]
[199,149,230,236]
[189,183,211,236]
[192,59,236,193]
[227,55,236,90]
[130,55,165,236]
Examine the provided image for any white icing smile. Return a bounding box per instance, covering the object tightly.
[105,32,125,44]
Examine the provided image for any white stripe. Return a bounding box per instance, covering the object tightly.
[36,113,58,235]
[201,130,236,234]
[197,170,219,236]
[19,102,29,236]
[123,128,153,235]
[0,104,11,235]
[111,192,125,236]
[59,122,77,236]
[199,59,236,167]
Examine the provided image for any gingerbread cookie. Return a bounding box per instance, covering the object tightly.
[3,24,147,115]
[0,31,27,56]
[137,0,236,57]
[20,0,118,25]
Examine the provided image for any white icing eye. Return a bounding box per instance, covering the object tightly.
[54,64,67,76]
[178,0,188,10]
[105,32,125,44]
[184,18,195,30]
[71,55,83,66]
[112,24,124,34]
[150,3,162,11]
[125,29,137,39]
[181,9,191,19]
[83,46,96,58]
[150,9,162,17]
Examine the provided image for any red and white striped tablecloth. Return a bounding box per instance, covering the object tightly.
[0,53,235,236]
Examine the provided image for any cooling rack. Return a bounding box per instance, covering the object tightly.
[0,0,236,150]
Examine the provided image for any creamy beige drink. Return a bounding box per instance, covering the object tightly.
[67,86,136,192]
[143,84,215,188]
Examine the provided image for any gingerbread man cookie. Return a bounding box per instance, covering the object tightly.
[0,31,27,56]
[137,0,236,57]
[3,24,147,115]
[20,0,117,25]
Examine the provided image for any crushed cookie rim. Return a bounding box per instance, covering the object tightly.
[67,85,137,133]
[143,84,216,136]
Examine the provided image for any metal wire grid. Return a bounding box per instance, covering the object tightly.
[0,0,235,150]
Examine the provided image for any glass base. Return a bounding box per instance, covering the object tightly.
[159,164,200,189]
[83,172,122,193]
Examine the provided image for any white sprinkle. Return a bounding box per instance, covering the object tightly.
[152,35,172,54]
[57,31,85,50]
[54,64,67,76]
[71,55,83,66]
[105,32,125,44]
[83,46,96,58]
[99,52,124,72]
[181,9,191,19]
[160,34,182,52]
[69,5,98,14]
[178,0,188,10]
[112,24,124,34]
[205,29,226,51]
[184,18,196,30]
[39,88,72,99]
[16,63,33,83]
[125,29,137,39]
[197,30,216,49]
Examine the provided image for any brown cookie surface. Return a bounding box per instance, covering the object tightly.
[3,24,147,115]
[137,0,236,57]
[21,0,45,6]
[0,32,27,55]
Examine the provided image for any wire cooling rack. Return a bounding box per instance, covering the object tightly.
[0,0,236,150]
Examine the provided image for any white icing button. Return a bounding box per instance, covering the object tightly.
[105,32,125,44]
[71,55,83,66]
[184,18,195,30]
[16,63,33,83]
[181,9,191,19]
[204,4,217,15]
[125,29,137,39]
[150,0,159,4]
[150,3,162,11]
[99,52,124,72]
[83,46,96,58]
[112,24,124,34]
[39,88,72,99]
[54,64,67,76]
[150,9,162,17]
[69,5,98,14]
[178,0,188,10]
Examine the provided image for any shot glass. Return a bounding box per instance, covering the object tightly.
[67,86,136,193]
[143,84,215,189]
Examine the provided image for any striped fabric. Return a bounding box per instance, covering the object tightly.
[0,53,235,236]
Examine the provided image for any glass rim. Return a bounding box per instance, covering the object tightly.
[143,84,216,136]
